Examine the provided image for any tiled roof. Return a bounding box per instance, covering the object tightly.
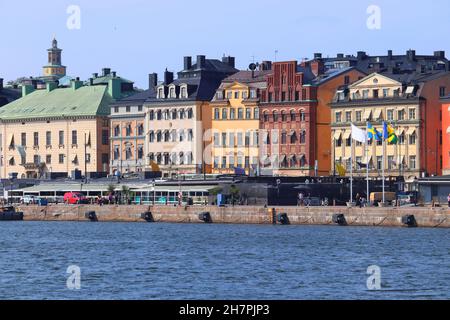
[0,85,112,121]
[222,70,271,83]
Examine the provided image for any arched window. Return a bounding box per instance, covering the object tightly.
[273,111,278,122]
[263,111,269,122]
[164,130,170,142]
[290,131,297,144]
[300,130,306,144]
[114,125,120,137]
[187,109,193,119]
[149,110,154,120]
[290,110,296,121]
[300,155,307,167]
[156,153,162,164]
[157,110,162,120]
[172,109,177,120]
[149,131,155,143]
[281,111,287,122]
[179,152,185,165]
[179,109,185,119]
[137,124,144,136]
[300,110,306,121]
[163,109,170,120]
[156,131,162,142]
[289,155,297,167]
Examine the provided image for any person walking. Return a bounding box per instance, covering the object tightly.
[298,192,304,207]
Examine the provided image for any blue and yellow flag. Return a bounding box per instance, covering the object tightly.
[367,123,382,141]
[383,122,398,144]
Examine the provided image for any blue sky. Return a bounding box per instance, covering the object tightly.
[1,0,449,88]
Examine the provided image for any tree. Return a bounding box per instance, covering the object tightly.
[229,185,240,206]
[121,185,131,204]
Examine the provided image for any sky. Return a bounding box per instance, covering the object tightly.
[1,0,450,89]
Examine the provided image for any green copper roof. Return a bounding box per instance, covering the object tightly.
[0,85,112,121]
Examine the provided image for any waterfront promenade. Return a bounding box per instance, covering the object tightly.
[17,204,450,228]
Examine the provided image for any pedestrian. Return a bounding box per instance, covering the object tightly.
[355,193,361,207]
[298,192,304,207]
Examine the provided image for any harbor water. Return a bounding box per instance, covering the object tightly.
[0,221,448,300]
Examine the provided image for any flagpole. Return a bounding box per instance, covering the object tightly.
[382,122,386,204]
[366,121,369,206]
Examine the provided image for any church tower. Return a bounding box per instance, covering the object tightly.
[42,38,66,80]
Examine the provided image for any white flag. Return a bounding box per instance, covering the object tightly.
[351,123,367,144]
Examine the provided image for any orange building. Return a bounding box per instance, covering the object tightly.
[441,95,450,175]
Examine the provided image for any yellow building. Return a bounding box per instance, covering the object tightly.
[210,71,269,175]
[0,78,125,179]
[330,72,450,181]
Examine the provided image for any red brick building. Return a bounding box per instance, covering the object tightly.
[259,59,365,176]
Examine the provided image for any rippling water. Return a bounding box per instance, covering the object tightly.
[0,221,448,300]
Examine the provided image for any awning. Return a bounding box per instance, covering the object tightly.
[280,155,287,162]
[343,131,351,140]
[363,110,372,120]
[406,128,416,135]
[8,134,14,147]
[72,155,78,164]
[298,154,306,160]
[447,126,450,134]
[362,156,372,165]
[397,155,405,164]
[86,132,91,146]
[262,132,269,142]
[289,155,296,161]
[288,130,296,136]
[373,109,382,119]
[334,131,342,140]
[270,155,278,163]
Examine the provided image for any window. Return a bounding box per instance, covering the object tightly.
[300,110,306,121]
[45,155,51,165]
[179,130,185,142]
[409,156,416,169]
[409,132,416,145]
[9,157,15,166]
[229,132,235,147]
[281,111,287,122]
[138,105,143,112]
[158,88,164,99]
[222,109,228,120]
[281,131,287,144]
[399,133,405,145]
[388,156,394,170]
[273,111,278,122]
[34,155,40,165]
[164,110,170,120]
[263,112,269,122]
[246,108,251,119]
[226,91,232,99]
[214,108,220,119]
[188,129,193,141]
[113,147,119,160]
[213,157,219,169]
[272,131,279,144]
[214,133,219,147]
[383,89,389,97]
[253,131,259,146]
[335,112,342,123]
[138,124,144,136]
[221,133,227,147]
[344,76,350,85]
[126,124,132,136]
[237,133,243,146]
[237,156,243,168]
[345,111,352,123]
[21,133,26,147]
[362,90,369,99]
[254,108,259,120]
[164,131,170,142]
[336,137,342,147]
[245,132,250,147]
[387,110,394,121]
[181,87,187,99]
[290,110,296,121]
[172,109,177,120]
[86,153,91,163]
[356,111,362,122]
[216,91,223,100]
[46,131,51,146]
[149,110,154,120]
[149,131,155,143]
[409,108,416,120]
[300,131,306,144]
[138,145,143,159]
[114,106,119,113]
[222,156,227,169]
[373,89,379,99]
[179,110,185,119]
[250,90,257,99]
[290,131,297,144]
[282,92,286,101]
[33,132,39,147]
[230,109,235,120]
[102,153,109,164]
[238,108,244,120]
[126,106,131,113]
[377,156,383,170]
[234,91,239,99]
[59,131,64,145]
[157,110,162,120]
[398,110,405,121]
[346,136,351,147]
[169,87,176,98]
[440,86,446,97]
[242,91,248,99]
[156,131,162,142]
[229,156,235,168]
[187,109,193,119]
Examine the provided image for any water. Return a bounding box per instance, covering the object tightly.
[0,221,448,300]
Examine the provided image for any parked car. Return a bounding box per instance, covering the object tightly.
[63,192,88,204]
[20,195,40,205]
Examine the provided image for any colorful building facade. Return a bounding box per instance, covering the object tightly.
[441,95,450,175]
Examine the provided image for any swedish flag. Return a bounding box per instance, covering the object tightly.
[367,123,382,141]
[383,122,398,144]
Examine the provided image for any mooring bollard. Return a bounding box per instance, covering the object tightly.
[276,213,290,225]
[85,211,98,222]
[198,212,212,223]
[140,211,154,222]
[332,213,347,226]
[401,215,418,228]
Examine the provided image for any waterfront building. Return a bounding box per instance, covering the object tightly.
[441,94,450,175]
[144,55,238,177]
[109,73,157,175]
[259,59,365,176]
[210,66,271,175]
[0,72,132,179]
[331,70,450,183]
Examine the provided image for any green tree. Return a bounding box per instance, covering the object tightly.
[229,185,240,206]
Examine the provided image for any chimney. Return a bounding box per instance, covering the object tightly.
[407,49,416,61]
[102,68,111,76]
[164,68,174,85]
[46,81,58,93]
[310,59,325,77]
[0,78,3,91]
[197,55,206,69]
[108,78,121,100]
[184,56,192,70]
[92,73,98,78]
[314,53,322,60]
[71,77,83,90]
[222,56,236,68]
[434,51,446,59]
[259,61,272,71]
[111,71,117,78]
[149,73,158,90]
[22,84,35,97]
[337,53,344,59]
[388,50,393,60]
[357,51,367,60]
[89,78,94,86]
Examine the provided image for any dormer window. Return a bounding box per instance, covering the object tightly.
[169,86,176,99]
[157,87,165,99]
[250,90,257,99]
[180,86,188,99]
[216,90,223,100]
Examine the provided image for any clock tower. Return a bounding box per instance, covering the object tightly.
[42,38,67,80]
